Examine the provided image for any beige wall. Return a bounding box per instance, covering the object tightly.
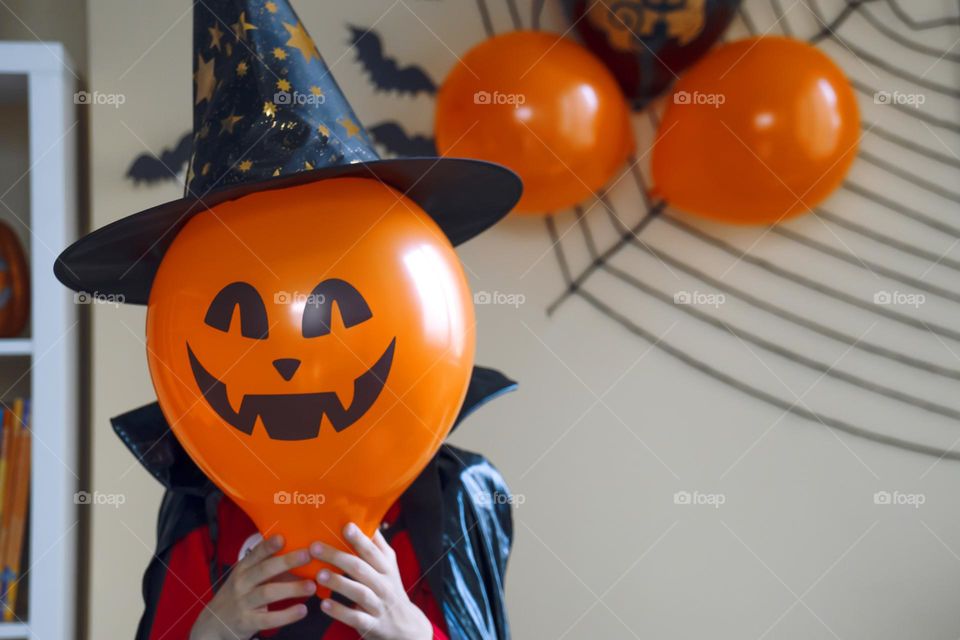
[85,2,960,640]
[0,0,87,73]
[86,3,185,639]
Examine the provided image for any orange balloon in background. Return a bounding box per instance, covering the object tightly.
[435,30,634,214]
[651,36,860,224]
[146,178,475,589]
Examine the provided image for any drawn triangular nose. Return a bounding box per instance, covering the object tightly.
[273,358,301,381]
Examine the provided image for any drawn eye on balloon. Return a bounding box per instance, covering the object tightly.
[203,282,270,339]
[187,278,395,442]
[300,279,373,337]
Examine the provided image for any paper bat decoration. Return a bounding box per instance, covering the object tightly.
[368,121,437,157]
[348,25,437,96]
[126,132,192,185]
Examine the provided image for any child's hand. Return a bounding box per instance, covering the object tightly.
[190,534,316,640]
[311,523,433,640]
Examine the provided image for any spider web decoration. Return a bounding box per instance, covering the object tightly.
[476,0,960,460]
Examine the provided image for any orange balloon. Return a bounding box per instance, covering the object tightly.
[435,30,634,214]
[146,178,475,589]
[652,36,860,224]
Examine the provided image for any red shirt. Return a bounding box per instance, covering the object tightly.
[146,496,448,639]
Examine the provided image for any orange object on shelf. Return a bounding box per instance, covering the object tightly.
[0,221,29,338]
[0,398,30,619]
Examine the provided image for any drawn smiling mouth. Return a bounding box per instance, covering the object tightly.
[186,338,396,441]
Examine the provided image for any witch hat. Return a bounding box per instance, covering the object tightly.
[54,0,521,304]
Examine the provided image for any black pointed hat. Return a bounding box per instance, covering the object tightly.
[55,0,521,305]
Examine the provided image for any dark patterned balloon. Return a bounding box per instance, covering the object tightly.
[565,0,741,109]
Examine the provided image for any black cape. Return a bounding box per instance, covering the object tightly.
[112,366,517,640]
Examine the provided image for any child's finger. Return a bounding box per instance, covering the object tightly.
[321,598,376,634]
[239,534,283,569]
[243,548,311,589]
[269,571,301,583]
[245,579,316,608]
[309,543,388,597]
[372,528,392,556]
[316,569,383,615]
[253,602,309,630]
[343,522,389,574]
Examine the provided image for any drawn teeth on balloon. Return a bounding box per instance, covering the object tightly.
[186,338,395,440]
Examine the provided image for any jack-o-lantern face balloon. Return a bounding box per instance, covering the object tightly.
[146,178,475,585]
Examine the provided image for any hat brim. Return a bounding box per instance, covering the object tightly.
[54,157,522,305]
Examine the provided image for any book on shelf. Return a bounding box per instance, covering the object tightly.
[0,398,30,621]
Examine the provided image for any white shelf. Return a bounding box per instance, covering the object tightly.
[0,622,28,639]
[0,340,31,357]
[0,41,78,640]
